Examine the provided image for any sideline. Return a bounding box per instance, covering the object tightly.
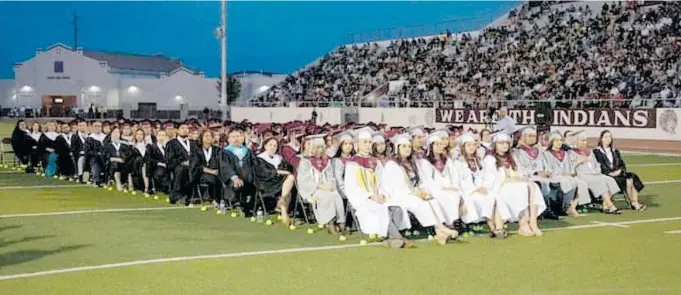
[0,184,83,190]
[0,207,192,219]
[1,215,680,281]
[663,230,681,234]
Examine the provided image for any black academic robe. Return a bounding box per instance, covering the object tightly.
[166,137,196,202]
[593,147,644,193]
[128,143,148,190]
[38,133,58,170]
[103,141,132,176]
[219,147,256,209]
[55,134,76,177]
[25,133,42,170]
[189,145,222,202]
[253,154,292,197]
[84,136,105,183]
[147,143,169,194]
[10,127,28,164]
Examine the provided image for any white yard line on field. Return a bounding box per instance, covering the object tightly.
[1,215,681,281]
[0,206,192,219]
[590,221,631,228]
[0,184,83,190]
[628,163,681,167]
[663,230,681,234]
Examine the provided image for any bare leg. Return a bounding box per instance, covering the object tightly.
[567,198,580,217]
[142,164,150,194]
[627,179,644,210]
[127,174,133,192]
[114,172,122,191]
[278,174,295,225]
[518,211,533,236]
[527,188,543,236]
[602,191,616,210]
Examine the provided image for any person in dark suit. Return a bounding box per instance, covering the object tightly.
[593,130,647,212]
[220,126,256,216]
[166,123,196,205]
[189,129,222,206]
[147,129,170,196]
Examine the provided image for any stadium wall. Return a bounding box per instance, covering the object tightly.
[229,107,681,142]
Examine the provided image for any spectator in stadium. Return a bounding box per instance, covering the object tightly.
[593,130,647,212]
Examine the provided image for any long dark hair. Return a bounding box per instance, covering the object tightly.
[259,137,280,154]
[395,144,420,184]
[461,141,481,171]
[198,129,214,148]
[334,139,355,158]
[426,142,447,166]
[372,141,389,158]
[492,140,517,170]
[597,130,613,148]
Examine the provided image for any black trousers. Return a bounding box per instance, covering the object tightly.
[224,181,256,215]
[199,174,222,203]
[170,166,192,203]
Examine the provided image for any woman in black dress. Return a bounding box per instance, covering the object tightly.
[24,122,42,173]
[189,129,222,207]
[593,130,647,211]
[254,137,296,225]
[11,120,29,166]
[130,128,150,195]
[104,127,133,192]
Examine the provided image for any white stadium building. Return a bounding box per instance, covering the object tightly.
[0,43,285,118]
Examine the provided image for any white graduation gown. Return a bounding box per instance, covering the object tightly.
[344,162,405,236]
[297,158,345,225]
[380,160,442,227]
[453,158,495,223]
[570,151,620,198]
[542,150,591,205]
[416,158,462,225]
[482,155,546,222]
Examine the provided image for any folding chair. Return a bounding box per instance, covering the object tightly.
[291,193,313,225]
[190,182,210,205]
[0,138,16,166]
[252,190,270,219]
[344,202,362,233]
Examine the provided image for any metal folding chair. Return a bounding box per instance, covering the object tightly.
[291,193,313,225]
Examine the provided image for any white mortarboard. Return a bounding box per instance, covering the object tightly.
[371,132,386,144]
[306,134,327,146]
[573,130,587,139]
[569,129,585,137]
[518,126,537,135]
[434,128,450,137]
[458,134,475,146]
[426,133,442,146]
[492,133,512,143]
[549,131,563,141]
[391,133,412,146]
[356,127,375,140]
[408,125,425,137]
[335,130,355,143]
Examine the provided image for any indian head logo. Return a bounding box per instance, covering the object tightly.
[424,109,435,126]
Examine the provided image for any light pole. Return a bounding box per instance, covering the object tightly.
[219,0,228,121]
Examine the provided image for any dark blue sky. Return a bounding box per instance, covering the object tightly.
[0,1,516,78]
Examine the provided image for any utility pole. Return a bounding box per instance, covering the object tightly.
[219,0,228,121]
[70,10,81,49]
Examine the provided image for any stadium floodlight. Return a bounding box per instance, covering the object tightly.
[127,86,140,94]
[175,95,183,101]
[20,85,33,92]
[88,85,101,93]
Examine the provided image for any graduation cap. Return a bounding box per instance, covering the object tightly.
[139,119,151,126]
[390,133,412,146]
[335,130,355,143]
[458,134,476,146]
[371,132,386,144]
[163,121,177,129]
[355,126,375,140]
[549,130,563,141]
[102,121,111,127]
[426,132,443,146]
[305,134,327,146]
[492,132,512,143]
[516,126,537,135]
[407,125,425,137]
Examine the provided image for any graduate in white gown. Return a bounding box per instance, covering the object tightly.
[543,131,591,216]
[297,135,347,234]
[482,133,546,238]
[331,131,355,200]
[513,127,568,219]
[570,133,622,214]
[453,135,496,225]
[382,133,458,245]
[416,132,464,227]
[344,127,413,248]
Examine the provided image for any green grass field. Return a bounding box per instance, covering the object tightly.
[0,120,680,294]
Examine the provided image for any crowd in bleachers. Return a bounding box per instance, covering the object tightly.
[248,1,681,108]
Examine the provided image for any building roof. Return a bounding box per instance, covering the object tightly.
[83,50,184,73]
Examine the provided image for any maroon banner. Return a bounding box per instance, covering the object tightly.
[435,108,657,128]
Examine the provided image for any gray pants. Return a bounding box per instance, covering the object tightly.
[387,206,405,240]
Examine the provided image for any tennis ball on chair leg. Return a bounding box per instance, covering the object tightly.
[289,224,296,230]
[307,228,314,234]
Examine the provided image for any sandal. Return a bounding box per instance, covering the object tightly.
[602,208,621,215]
[631,203,648,212]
